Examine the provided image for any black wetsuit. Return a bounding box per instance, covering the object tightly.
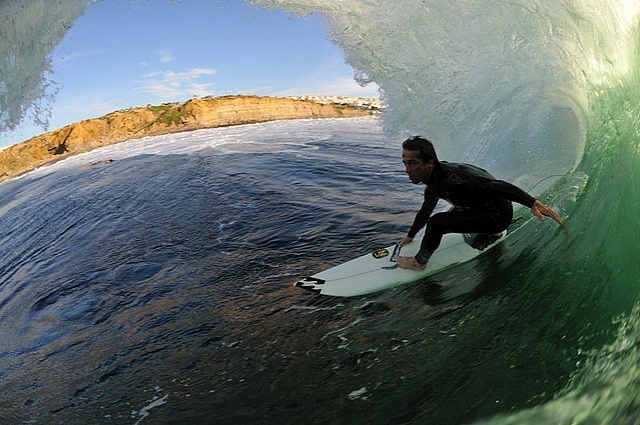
[408,161,536,264]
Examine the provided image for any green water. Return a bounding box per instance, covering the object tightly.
[476,36,640,424]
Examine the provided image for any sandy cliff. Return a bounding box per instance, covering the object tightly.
[0,95,381,182]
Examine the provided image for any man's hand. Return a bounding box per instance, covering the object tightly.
[532,200,563,225]
[397,256,425,270]
[399,235,414,247]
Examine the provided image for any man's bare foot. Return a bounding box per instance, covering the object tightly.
[397,256,426,270]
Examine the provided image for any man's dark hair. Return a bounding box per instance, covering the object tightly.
[402,135,438,163]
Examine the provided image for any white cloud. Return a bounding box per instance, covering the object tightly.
[157,49,175,63]
[140,68,218,99]
[270,76,380,98]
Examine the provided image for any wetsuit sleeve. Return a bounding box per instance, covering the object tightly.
[407,190,438,238]
[485,180,536,208]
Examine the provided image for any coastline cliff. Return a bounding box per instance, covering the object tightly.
[0,95,382,183]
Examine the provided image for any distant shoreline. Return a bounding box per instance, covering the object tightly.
[0,95,383,183]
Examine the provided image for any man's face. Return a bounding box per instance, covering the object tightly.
[402,149,434,184]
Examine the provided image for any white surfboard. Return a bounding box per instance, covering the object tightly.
[295,232,507,297]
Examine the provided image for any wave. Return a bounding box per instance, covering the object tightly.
[0,0,90,134]
[2,0,640,422]
[258,0,638,183]
[254,0,640,422]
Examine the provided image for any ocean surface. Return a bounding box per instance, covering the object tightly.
[0,111,634,424]
[2,0,640,423]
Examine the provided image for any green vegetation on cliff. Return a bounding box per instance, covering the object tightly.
[146,104,186,126]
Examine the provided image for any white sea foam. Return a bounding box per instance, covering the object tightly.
[24,116,379,177]
[133,394,169,425]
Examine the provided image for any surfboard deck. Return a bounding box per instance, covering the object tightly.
[295,231,507,297]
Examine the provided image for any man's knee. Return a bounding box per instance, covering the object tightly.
[427,212,452,233]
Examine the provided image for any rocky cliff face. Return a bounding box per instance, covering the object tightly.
[0,95,380,182]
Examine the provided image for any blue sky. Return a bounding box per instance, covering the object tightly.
[1,0,379,147]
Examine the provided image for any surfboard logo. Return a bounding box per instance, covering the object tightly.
[372,248,389,259]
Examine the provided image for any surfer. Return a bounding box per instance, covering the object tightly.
[397,135,563,271]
